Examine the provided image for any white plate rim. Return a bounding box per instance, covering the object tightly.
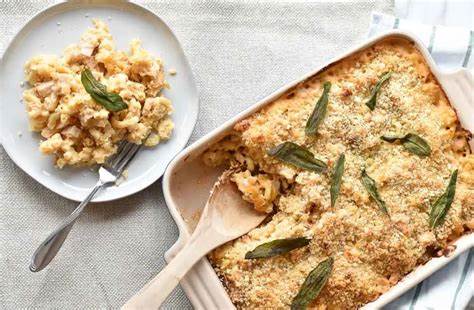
[0,0,199,202]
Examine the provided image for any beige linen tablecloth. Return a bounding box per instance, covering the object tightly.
[0,1,393,308]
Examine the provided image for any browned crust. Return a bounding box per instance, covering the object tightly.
[206,36,474,309]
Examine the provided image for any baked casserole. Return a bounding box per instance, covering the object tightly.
[203,37,474,309]
[22,19,173,168]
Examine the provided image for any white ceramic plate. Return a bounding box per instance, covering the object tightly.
[0,1,199,202]
[162,31,473,309]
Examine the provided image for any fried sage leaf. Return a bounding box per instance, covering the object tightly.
[401,134,431,156]
[330,153,345,207]
[291,257,333,310]
[365,72,392,110]
[381,133,431,157]
[361,169,389,215]
[245,237,311,259]
[268,142,327,173]
[429,170,458,229]
[81,68,127,112]
[305,82,331,136]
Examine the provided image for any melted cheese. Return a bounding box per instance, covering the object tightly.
[23,20,173,167]
[205,37,473,309]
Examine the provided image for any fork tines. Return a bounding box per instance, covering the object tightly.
[105,141,142,175]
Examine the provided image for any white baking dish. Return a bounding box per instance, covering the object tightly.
[162,30,474,309]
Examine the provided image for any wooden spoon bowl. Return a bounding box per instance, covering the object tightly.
[122,170,267,309]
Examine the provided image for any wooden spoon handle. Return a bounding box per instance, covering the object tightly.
[122,230,219,309]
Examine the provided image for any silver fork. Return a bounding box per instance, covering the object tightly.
[29,141,142,272]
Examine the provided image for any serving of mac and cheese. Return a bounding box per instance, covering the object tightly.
[23,19,173,168]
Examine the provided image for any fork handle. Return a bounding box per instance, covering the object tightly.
[29,182,103,272]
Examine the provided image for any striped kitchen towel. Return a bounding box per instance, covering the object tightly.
[368,12,473,71]
[368,12,473,310]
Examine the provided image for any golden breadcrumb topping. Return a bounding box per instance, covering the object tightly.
[203,37,473,309]
[23,20,173,167]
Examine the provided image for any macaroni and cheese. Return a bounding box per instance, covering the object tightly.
[23,20,173,167]
[204,37,473,309]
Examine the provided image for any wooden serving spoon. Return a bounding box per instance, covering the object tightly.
[122,170,267,309]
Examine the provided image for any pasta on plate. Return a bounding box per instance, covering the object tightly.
[23,19,173,168]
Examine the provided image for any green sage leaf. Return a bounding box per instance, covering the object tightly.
[305,82,331,136]
[291,257,333,310]
[380,135,401,143]
[365,72,392,110]
[267,142,327,173]
[402,134,431,156]
[330,153,345,207]
[381,133,431,157]
[429,170,458,229]
[245,237,311,259]
[81,68,127,112]
[361,169,389,215]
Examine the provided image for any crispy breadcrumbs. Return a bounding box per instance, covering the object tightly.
[203,37,474,309]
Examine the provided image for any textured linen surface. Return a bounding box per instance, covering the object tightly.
[0,1,396,309]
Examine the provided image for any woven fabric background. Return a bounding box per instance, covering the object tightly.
[0,0,393,308]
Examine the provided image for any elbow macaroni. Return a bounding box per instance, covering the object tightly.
[23,20,174,168]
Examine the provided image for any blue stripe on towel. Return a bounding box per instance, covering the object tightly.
[462,30,473,68]
[428,26,437,53]
[394,17,400,29]
[409,282,423,310]
[451,248,473,309]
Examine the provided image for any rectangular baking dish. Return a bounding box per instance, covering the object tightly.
[162,30,474,309]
